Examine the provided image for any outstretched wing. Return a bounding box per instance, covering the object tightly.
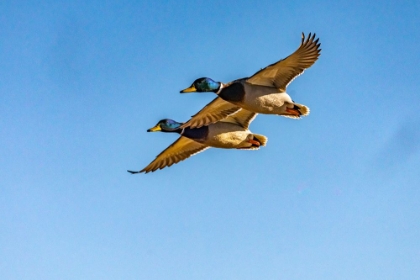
[222,109,257,129]
[246,33,321,91]
[180,97,241,129]
[128,136,209,174]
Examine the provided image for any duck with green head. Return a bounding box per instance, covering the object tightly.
[128,109,267,173]
[179,33,321,129]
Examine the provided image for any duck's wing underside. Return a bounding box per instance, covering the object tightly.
[222,109,258,129]
[129,136,209,173]
[180,97,241,129]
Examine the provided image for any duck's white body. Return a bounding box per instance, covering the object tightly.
[202,121,264,149]
[236,81,309,117]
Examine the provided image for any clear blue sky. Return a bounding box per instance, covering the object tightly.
[1,1,419,279]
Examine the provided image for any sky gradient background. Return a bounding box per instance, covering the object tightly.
[1,1,420,279]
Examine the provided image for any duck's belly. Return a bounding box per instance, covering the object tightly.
[240,84,293,114]
[205,123,252,149]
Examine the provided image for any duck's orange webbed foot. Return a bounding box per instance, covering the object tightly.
[285,107,301,117]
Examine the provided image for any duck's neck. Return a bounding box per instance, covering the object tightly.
[215,83,224,95]
[163,128,183,134]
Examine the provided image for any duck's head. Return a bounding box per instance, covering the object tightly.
[180,77,221,93]
[147,119,183,132]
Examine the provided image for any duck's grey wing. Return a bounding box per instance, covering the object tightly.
[221,109,258,129]
[128,136,209,174]
[246,33,321,92]
[180,97,241,129]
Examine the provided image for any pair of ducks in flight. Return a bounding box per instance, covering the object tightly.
[128,33,321,174]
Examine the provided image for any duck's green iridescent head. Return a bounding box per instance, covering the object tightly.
[180,77,221,93]
[147,119,182,132]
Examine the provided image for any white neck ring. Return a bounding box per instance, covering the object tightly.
[215,83,224,95]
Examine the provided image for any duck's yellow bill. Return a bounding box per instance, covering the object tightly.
[147,125,161,132]
[180,85,197,93]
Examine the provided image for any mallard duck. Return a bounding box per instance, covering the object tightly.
[180,33,321,128]
[128,109,267,173]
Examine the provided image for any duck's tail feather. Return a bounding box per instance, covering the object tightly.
[253,134,268,146]
[283,103,310,119]
[295,103,310,116]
